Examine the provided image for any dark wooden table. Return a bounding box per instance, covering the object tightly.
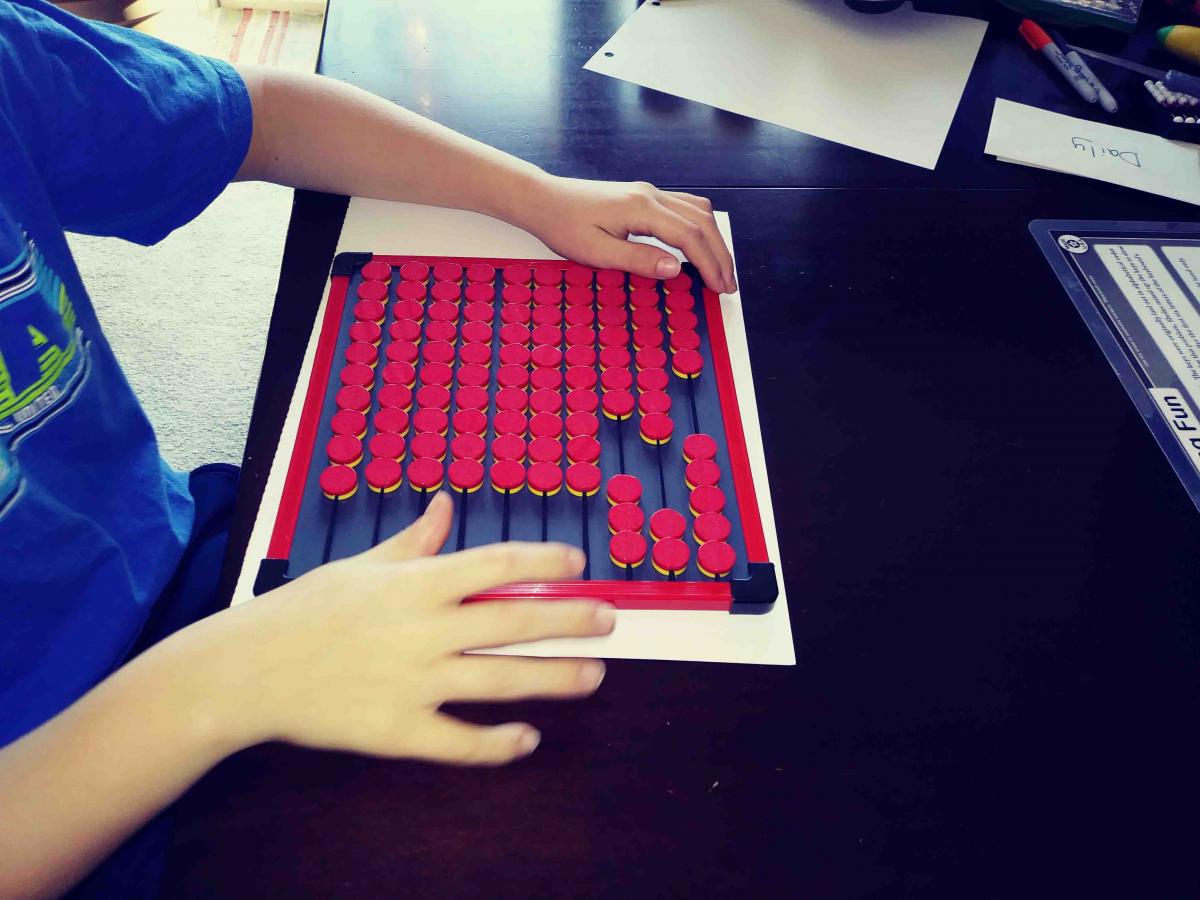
[177,3,1200,897]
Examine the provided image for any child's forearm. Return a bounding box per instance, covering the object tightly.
[0,622,251,900]
[234,66,547,229]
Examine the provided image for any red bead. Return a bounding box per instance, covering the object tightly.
[683,433,718,463]
[668,310,698,332]
[350,321,382,345]
[357,279,387,302]
[457,364,489,388]
[381,362,414,388]
[566,434,601,464]
[390,318,421,343]
[341,363,375,390]
[449,457,485,492]
[606,473,642,506]
[596,269,624,288]
[465,282,494,304]
[319,465,358,499]
[393,299,424,322]
[697,540,736,578]
[670,330,701,353]
[496,386,528,413]
[599,346,631,370]
[564,285,593,306]
[629,273,657,289]
[396,281,426,303]
[455,385,489,411]
[532,306,562,328]
[665,292,695,312]
[499,343,531,368]
[533,267,562,287]
[464,301,493,323]
[369,432,406,462]
[413,407,448,435]
[459,342,492,367]
[693,511,731,544]
[373,407,409,436]
[331,409,367,438]
[596,287,625,309]
[531,324,563,347]
[564,392,597,419]
[640,412,674,444]
[632,307,662,329]
[565,345,597,368]
[598,306,627,327]
[399,262,429,282]
[634,328,664,350]
[566,412,599,439]
[529,436,563,464]
[566,366,598,391]
[664,272,693,293]
[649,508,687,541]
[565,266,594,287]
[410,432,447,461]
[453,408,488,436]
[419,362,453,387]
[461,320,492,345]
[386,341,418,366]
[336,385,371,413]
[422,340,455,366]
[376,383,411,411]
[671,349,703,379]
[685,458,720,489]
[466,262,495,283]
[608,502,645,535]
[327,434,362,466]
[428,301,459,323]
[602,390,635,421]
[361,260,392,283]
[494,409,527,437]
[428,261,459,283]
[652,537,689,575]
[533,285,562,307]
[490,459,526,492]
[630,288,659,308]
[565,325,596,347]
[689,484,726,516]
[365,457,403,492]
[531,344,562,369]
[416,384,451,411]
[497,364,529,391]
[636,347,668,371]
[565,306,595,328]
[502,283,532,306]
[601,367,633,393]
[451,432,486,461]
[528,461,563,496]
[408,457,444,491]
[503,265,532,286]
[566,462,601,496]
[425,320,457,344]
[354,299,385,323]
[530,389,563,417]
[492,433,526,462]
[637,390,671,417]
[609,530,647,567]
[499,323,531,346]
[637,368,669,393]
[530,368,562,392]
[431,281,461,304]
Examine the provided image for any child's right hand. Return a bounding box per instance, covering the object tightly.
[198,492,612,765]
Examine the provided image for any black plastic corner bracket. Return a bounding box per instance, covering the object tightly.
[331,251,372,277]
[730,562,779,614]
[254,558,293,596]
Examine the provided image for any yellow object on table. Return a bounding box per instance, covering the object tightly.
[1160,25,1200,67]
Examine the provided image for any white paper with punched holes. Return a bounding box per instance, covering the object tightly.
[233,198,796,666]
[584,0,987,171]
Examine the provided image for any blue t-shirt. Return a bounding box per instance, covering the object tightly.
[0,0,252,746]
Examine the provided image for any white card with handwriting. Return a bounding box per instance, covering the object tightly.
[985,99,1200,206]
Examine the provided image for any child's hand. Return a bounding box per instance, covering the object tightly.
[208,492,612,765]
[519,175,737,295]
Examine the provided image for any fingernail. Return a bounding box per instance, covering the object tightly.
[594,604,616,631]
[568,548,586,571]
[656,257,680,277]
[579,661,606,691]
[518,727,541,756]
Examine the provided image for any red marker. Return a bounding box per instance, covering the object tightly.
[1019,19,1098,105]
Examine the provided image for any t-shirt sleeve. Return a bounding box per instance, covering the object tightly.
[0,0,253,245]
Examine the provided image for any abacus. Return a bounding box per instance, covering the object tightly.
[252,252,779,613]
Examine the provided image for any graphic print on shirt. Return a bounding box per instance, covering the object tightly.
[0,231,92,516]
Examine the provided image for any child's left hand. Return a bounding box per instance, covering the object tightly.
[517,174,737,295]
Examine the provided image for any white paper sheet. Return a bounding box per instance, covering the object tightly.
[233,198,796,666]
[985,99,1200,205]
[582,0,987,170]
